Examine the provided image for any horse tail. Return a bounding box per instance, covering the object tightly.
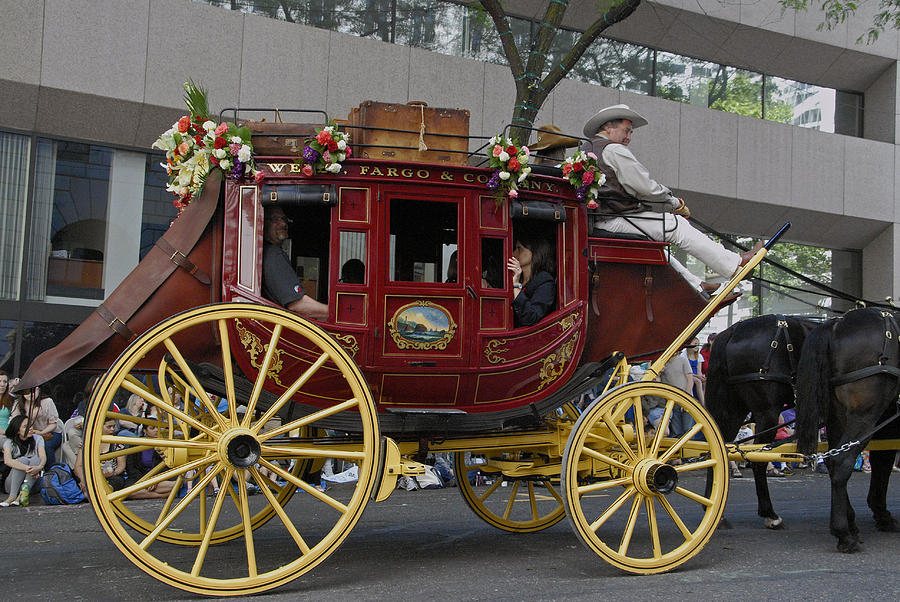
[704,326,734,425]
[796,321,833,455]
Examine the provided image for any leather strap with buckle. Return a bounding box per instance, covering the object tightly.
[155,238,211,285]
[95,304,135,341]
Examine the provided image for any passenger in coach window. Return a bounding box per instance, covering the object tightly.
[261,205,329,320]
[507,235,556,327]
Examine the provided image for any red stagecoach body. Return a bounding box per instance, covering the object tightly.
[20,129,712,432]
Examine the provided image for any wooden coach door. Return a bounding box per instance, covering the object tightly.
[371,185,472,407]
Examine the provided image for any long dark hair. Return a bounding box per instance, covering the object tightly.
[0,370,13,412]
[5,414,36,457]
[520,237,556,279]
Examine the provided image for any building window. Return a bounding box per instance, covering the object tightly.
[27,140,112,300]
[0,132,30,300]
[141,153,178,260]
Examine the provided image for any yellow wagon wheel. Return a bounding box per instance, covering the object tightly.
[453,451,566,533]
[561,382,728,574]
[83,303,380,596]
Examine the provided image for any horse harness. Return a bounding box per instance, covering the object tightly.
[726,316,798,387]
[830,310,900,386]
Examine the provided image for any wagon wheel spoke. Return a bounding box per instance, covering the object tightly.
[544,480,564,505]
[649,401,676,456]
[589,487,636,532]
[646,498,662,559]
[599,411,637,462]
[628,395,647,456]
[242,324,283,427]
[258,457,348,514]
[163,338,229,431]
[120,378,218,439]
[582,447,632,474]
[217,319,239,427]
[260,444,366,462]
[233,470,258,578]
[250,467,310,554]
[658,423,703,464]
[618,496,642,555]
[501,480,522,520]
[100,434,218,451]
[527,482,539,521]
[190,467,234,577]
[657,494,693,540]
[156,474,185,525]
[477,478,503,502]
[258,398,360,442]
[578,476,631,495]
[252,351,332,434]
[108,456,216,503]
[139,464,223,550]
[675,458,718,473]
[674,486,713,507]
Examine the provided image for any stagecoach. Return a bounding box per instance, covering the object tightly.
[17,104,792,596]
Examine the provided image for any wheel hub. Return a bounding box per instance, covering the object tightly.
[633,459,679,495]
[218,428,262,469]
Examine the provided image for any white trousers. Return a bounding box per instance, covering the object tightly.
[598,213,741,285]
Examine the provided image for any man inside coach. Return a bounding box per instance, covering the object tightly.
[262,205,329,320]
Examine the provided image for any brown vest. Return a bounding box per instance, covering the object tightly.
[581,137,648,214]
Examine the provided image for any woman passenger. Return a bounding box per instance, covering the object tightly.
[507,236,556,327]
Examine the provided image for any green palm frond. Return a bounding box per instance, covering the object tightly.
[183,80,210,119]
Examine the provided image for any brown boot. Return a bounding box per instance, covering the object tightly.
[739,241,765,266]
[700,281,720,293]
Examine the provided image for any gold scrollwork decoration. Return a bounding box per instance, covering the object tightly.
[484,338,510,364]
[332,334,359,358]
[559,311,579,332]
[388,300,457,351]
[233,318,285,387]
[538,332,579,391]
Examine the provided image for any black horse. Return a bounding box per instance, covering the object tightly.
[796,307,900,552]
[706,314,818,529]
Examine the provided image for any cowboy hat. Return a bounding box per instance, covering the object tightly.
[529,125,580,151]
[583,104,648,138]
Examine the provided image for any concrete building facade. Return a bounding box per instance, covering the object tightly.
[0,0,898,386]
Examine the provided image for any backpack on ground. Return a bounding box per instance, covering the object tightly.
[40,464,86,504]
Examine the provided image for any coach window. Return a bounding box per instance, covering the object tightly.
[389,198,458,283]
[338,231,366,284]
[480,238,503,288]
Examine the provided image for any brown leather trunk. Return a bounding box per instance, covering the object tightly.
[241,121,319,156]
[347,101,470,165]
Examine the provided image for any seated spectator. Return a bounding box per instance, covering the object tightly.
[507,236,556,327]
[0,371,14,451]
[99,412,126,491]
[126,421,176,499]
[340,258,365,284]
[11,384,63,466]
[117,394,147,437]
[2,415,46,506]
[58,415,84,469]
[262,205,328,320]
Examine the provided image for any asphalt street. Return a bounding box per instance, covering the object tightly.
[3,467,899,601]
